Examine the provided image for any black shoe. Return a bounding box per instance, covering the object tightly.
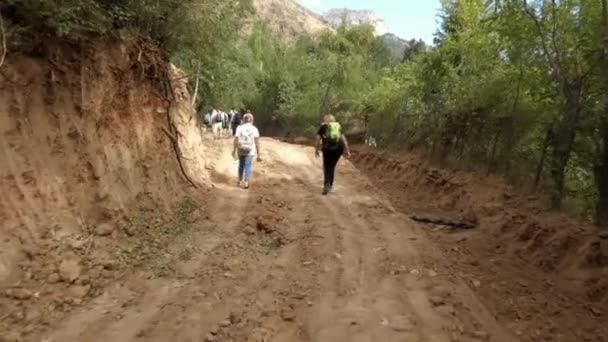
[322,184,330,195]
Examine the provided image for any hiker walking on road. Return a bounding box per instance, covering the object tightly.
[223,108,232,137]
[233,113,261,189]
[231,109,244,136]
[210,107,224,140]
[315,114,351,195]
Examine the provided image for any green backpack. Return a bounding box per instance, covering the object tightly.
[324,122,342,149]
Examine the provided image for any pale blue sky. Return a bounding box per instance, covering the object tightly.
[299,0,441,44]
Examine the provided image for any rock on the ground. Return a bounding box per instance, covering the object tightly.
[5,288,33,300]
[209,326,219,335]
[389,315,416,332]
[243,226,256,235]
[205,333,217,342]
[219,319,232,327]
[429,296,445,307]
[47,273,61,284]
[280,307,296,321]
[59,259,82,283]
[69,285,91,299]
[472,279,482,288]
[95,223,114,237]
[229,311,242,324]
[472,330,489,340]
[187,209,203,223]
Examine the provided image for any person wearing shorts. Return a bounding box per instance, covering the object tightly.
[210,108,223,140]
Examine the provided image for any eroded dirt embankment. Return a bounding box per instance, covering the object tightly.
[352,146,608,340]
[0,39,208,338]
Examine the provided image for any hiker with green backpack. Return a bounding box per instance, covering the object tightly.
[315,114,352,195]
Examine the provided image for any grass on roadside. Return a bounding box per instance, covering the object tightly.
[114,197,206,277]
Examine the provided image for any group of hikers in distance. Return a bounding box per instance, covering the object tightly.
[201,107,351,195]
[202,106,252,140]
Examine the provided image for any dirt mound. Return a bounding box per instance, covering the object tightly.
[0,39,209,339]
[351,146,608,339]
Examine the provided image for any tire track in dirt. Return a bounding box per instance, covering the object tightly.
[264,141,450,341]
[41,137,522,342]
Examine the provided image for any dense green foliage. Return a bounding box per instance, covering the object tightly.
[4,0,607,227]
[225,0,608,227]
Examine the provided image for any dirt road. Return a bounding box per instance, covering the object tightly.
[39,138,520,342]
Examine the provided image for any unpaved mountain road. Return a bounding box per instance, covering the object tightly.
[40,138,519,342]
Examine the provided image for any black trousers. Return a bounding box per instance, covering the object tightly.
[322,148,343,187]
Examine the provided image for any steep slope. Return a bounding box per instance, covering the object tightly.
[253,0,332,39]
[0,39,209,339]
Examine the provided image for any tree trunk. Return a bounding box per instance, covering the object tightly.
[549,93,581,208]
[595,0,608,228]
[191,62,200,107]
[596,126,608,228]
[487,127,501,174]
[534,125,552,190]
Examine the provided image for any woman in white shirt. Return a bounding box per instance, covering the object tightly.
[232,113,261,189]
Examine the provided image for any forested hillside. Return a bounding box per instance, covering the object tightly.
[239,0,608,229]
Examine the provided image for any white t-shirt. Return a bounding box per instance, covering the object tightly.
[235,123,260,156]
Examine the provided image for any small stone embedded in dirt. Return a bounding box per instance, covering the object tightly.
[243,226,256,235]
[410,269,420,275]
[439,305,456,316]
[219,319,232,327]
[5,288,33,300]
[429,296,445,307]
[472,279,482,288]
[59,259,82,283]
[229,311,242,324]
[472,330,489,340]
[599,231,608,240]
[205,333,218,342]
[590,307,602,317]
[68,238,87,250]
[95,223,114,237]
[123,224,136,237]
[209,326,220,335]
[428,270,438,277]
[47,273,61,284]
[280,307,296,321]
[302,261,314,266]
[187,209,203,223]
[389,315,416,332]
[69,284,91,299]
